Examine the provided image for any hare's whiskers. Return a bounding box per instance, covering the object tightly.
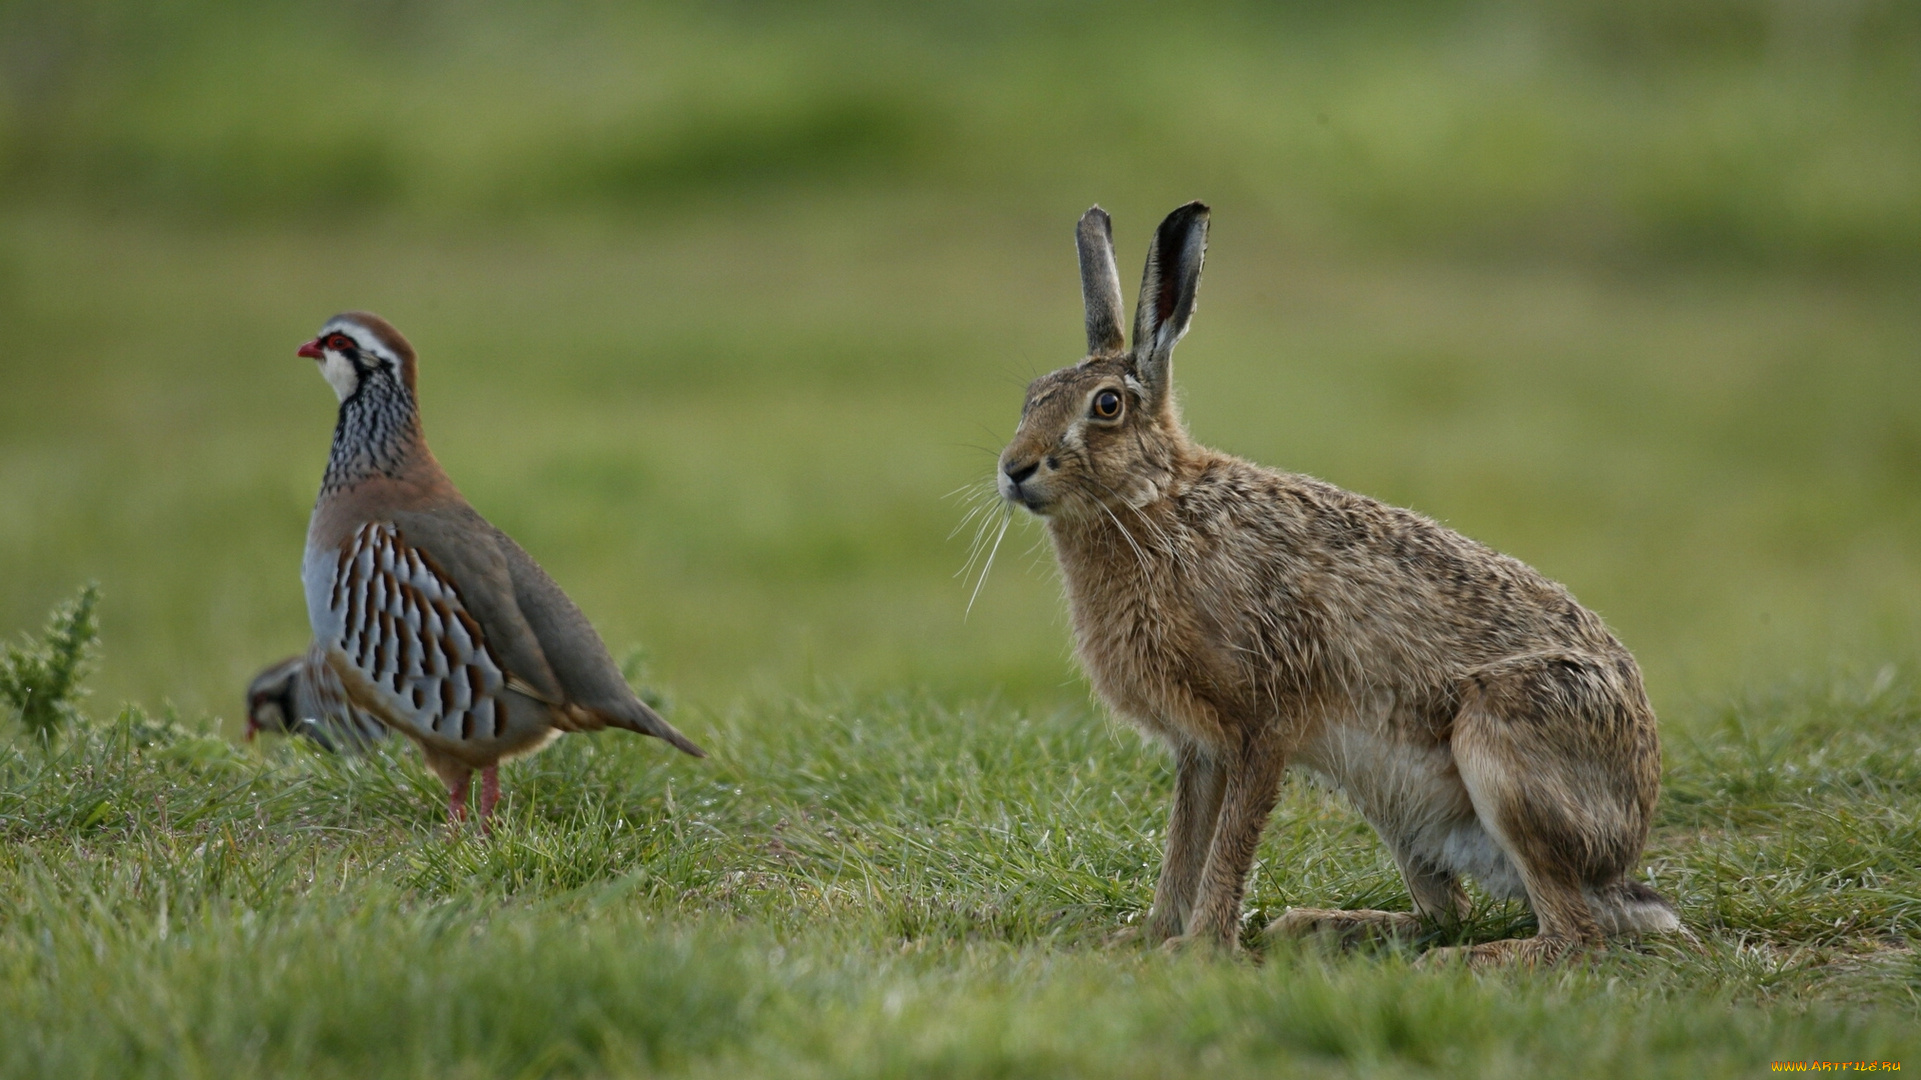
[965,513,1012,617]
[1092,497,1151,575]
[1091,478,1175,557]
[949,494,997,543]
[956,482,1010,584]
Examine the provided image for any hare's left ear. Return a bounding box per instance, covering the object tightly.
[1077,206,1126,356]
[1130,201,1209,404]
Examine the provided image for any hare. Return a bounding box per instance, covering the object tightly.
[996,202,1679,965]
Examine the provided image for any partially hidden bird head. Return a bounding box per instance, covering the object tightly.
[297,312,418,404]
[243,655,303,742]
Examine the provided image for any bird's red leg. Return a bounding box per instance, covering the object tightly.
[479,765,500,831]
[447,773,471,825]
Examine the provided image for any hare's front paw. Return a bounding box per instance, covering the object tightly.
[1267,907,1422,945]
[1157,921,1242,955]
[1106,911,1182,948]
[1157,932,1236,956]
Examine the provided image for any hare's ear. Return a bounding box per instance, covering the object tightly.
[1129,201,1210,403]
[1077,206,1126,356]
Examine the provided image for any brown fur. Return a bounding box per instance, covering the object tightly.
[997,204,1678,963]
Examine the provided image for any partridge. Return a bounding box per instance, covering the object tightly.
[295,311,703,827]
[245,646,388,751]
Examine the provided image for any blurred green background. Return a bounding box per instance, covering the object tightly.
[2,0,1919,733]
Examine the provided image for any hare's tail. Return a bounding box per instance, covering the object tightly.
[1586,879,1682,936]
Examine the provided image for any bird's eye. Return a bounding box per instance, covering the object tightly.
[325,333,355,353]
[1092,389,1123,419]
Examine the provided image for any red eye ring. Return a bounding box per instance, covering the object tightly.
[1092,389,1123,419]
[325,333,354,352]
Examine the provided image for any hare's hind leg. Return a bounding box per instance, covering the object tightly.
[1424,652,1663,969]
[1142,739,1227,942]
[1267,907,1424,945]
[1267,827,1468,948]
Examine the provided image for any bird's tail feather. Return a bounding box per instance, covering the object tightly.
[602,700,706,758]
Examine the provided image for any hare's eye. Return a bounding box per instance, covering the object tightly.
[1092,389,1123,419]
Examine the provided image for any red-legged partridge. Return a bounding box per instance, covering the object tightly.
[245,645,388,751]
[296,312,703,827]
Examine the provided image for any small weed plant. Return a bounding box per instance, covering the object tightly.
[0,585,99,742]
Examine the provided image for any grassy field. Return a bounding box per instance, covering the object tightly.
[2,660,1918,1077]
[3,1,1921,1075]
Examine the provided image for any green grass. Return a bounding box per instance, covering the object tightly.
[2,673,1918,1078]
[5,0,1921,1075]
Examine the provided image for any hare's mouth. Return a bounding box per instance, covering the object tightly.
[997,456,1052,515]
[1010,491,1050,515]
[997,474,1051,516]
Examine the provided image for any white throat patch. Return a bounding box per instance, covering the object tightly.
[318,350,359,402]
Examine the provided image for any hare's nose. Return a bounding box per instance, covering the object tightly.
[1004,460,1040,486]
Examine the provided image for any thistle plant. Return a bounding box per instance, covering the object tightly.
[0,583,100,740]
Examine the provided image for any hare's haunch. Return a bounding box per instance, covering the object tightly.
[997,203,1679,964]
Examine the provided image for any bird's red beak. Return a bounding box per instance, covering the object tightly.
[244,717,259,741]
[297,339,325,359]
